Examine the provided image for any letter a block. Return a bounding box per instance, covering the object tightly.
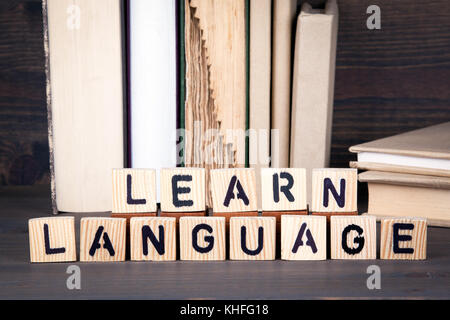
[130,217,176,261]
[229,217,276,260]
[380,217,427,260]
[160,168,206,221]
[210,168,258,221]
[311,168,358,220]
[179,217,225,261]
[112,169,157,214]
[80,218,126,262]
[29,217,76,263]
[331,215,376,260]
[281,216,326,260]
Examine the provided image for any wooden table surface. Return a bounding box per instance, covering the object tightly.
[0,185,448,300]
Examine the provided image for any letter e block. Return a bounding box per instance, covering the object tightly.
[29,217,76,263]
[80,218,126,262]
[281,215,326,260]
[179,217,225,261]
[380,217,427,260]
[130,217,176,261]
[229,217,276,260]
[112,169,157,213]
[160,168,206,212]
[331,215,376,260]
[210,168,258,213]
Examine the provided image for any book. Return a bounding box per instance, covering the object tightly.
[43,0,126,213]
[128,0,178,202]
[349,122,450,174]
[271,0,298,168]
[360,171,450,227]
[183,0,247,206]
[249,0,272,209]
[289,0,339,205]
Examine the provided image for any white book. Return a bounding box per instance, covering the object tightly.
[129,0,177,202]
[43,0,125,213]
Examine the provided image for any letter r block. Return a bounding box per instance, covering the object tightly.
[130,217,176,261]
[160,168,206,212]
[330,215,376,260]
[380,217,427,260]
[281,215,326,260]
[80,218,126,262]
[112,169,157,213]
[179,217,225,261]
[29,217,76,263]
[229,217,276,260]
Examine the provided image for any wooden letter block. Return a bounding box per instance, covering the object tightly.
[311,168,358,218]
[160,168,206,212]
[112,168,157,213]
[261,168,307,212]
[331,215,376,260]
[380,217,427,260]
[80,218,126,262]
[29,217,76,263]
[179,217,225,261]
[130,217,176,261]
[210,168,258,213]
[229,217,276,260]
[281,215,326,260]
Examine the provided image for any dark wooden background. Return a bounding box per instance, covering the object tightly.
[0,0,449,186]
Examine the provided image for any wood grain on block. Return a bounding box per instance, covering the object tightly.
[229,217,276,261]
[312,211,358,222]
[179,217,226,261]
[80,218,126,262]
[330,215,376,260]
[111,212,157,226]
[210,168,258,213]
[261,168,307,212]
[130,217,176,261]
[311,168,357,212]
[212,211,259,225]
[29,217,76,263]
[160,211,206,224]
[160,168,206,212]
[380,217,427,260]
[281,215,327,261]
[112,169,157,214]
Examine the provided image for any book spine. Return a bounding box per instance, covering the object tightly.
[42,0,57,215]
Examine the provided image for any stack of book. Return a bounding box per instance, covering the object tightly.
[43,0,339,213]
[349,122,450,227]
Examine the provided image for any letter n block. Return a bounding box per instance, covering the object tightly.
[112,169,157,214]
[229,217,276,260]
[311,168,358,220]
[130,217,176,261]
[80,218,126,262]
[380,218,427,260]
[179,217,225,261]
[330,215,376,260]
[29,217,76,263]
[281,216,326,260]
[160,168,206,221]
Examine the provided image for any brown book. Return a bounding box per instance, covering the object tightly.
[360,171,450,227]
[184,0,247,207]
[349,122,450,174]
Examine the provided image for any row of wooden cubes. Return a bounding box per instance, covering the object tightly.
[29,215,427,263]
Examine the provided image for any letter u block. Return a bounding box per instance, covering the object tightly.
[80,218,126,262]
[229,217,276,260]
[130,217,176,261]
[179,217,225,261]
[330,215,376,260]
[29,217,76,263]
[380,217,427,260]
